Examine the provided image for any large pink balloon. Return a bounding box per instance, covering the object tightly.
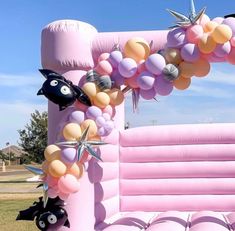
[118,58,137,78]
[214,41,231,57]
[181,43,200,62]
[145,54,166,75]
[58,174,80,194]
[167,28,187,48]
[154,75,173,96]
[186,25,204,44]
[137,71,156,90]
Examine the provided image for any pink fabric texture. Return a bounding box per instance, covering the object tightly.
[41,20,235,230]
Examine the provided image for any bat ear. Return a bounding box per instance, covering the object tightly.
[37,88,44,95]
[64,219,70,228]
[39,69,64,80]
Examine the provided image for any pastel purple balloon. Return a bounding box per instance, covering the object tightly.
[145,54,166,75]
[180,43,200,62]
[154,75,173,96]
[139,88,157,100]
[111,69,125,87]
[108,50,123,68]
[223,17,235,35]
[104,121,115,134]
[118,58,137,78]
[214,41,231,57]
[61,147,77,163]
[102,113,111,121]
[137,71,156,90]
[212,17,224,24]
[86,106,102,120]
[96,116,106,127]
[167,28,187,48]
[98,127,108,136]
[69,111,85,124]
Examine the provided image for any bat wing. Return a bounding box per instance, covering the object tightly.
[39,69,64,80]
[224,14,235,18]
[16,205,40,221]
[72,85,92,106]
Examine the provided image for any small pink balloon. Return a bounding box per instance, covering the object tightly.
[46,175,58,187]
[137,60,146,73]
[118,58,137,78]
[95,60,113,75]
[137,71,156,90]
[102,105,115,117]
[58,192,70,201]
[198,14,210,26]
[98,53,110,62]
[181,43,200,62]
[48,188,58,198]
[186,25,204,43]
[139,88,157,100]
[154,75,173,96]
[145,54,166,75]
[58,174,80,194]
[212,17,224,24]
[102,113,111,121]
[214,41,231,57]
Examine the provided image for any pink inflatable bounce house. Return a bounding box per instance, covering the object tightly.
[17,1,235,230]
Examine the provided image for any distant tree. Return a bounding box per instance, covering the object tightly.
[18,110,48,164]
[0,150,7,162]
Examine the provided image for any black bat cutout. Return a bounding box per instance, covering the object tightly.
[224,14,235,18]
[38,69,91,111]
[16,197,70,231]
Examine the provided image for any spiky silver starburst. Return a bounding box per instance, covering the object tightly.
[56,126,107,162]
[167,0,206,29]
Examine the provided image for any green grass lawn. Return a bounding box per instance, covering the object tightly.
[0,199,38,231]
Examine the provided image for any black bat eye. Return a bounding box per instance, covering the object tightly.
[50,80,58,86]
[38,220,46,228]
[60,86,71,95]
[47,214,57,224]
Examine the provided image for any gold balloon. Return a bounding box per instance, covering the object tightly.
[211,25,232,44]
[194,58,211,77]
[164,48,182,65]
[106,88,124,106]
[63,123,82,141]
[173,76,191,90]
[198,34,217,54]
[93,92,110,108]
[44,144,61,162]
[124,37,150,62]
[48,160,67,178]
[179,61,196,78]
[203,21,218,33]
[82,82,99,100]
[67,163,84,179]
[80,119,98,138]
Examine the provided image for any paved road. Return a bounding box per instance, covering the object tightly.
[0,170,29,176]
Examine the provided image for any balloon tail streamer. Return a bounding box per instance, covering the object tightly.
[132,89,140,113]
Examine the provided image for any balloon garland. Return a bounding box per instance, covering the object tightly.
[17,0,235,229]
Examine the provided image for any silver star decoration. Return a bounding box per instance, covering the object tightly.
[25,165,48,208]
[56,126,107,162]
[167,0,206,29]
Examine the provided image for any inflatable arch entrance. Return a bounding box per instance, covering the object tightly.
[17,1,235,230]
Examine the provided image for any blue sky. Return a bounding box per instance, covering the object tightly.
[1,0,235,148]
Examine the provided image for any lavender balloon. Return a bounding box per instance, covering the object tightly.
[139,88,157,100]
[223,17,235,35]
[104,121,115,134]
[108,50,123,68]
[181,43,200,62]
[154,75,173,96]
[61,147,77,163]
[118,58,137,78]
[96,116,106,127]
[212,17,224,24]
[86,106,102,120]
[167,28,187,48]
[137,71,156,90]
[69,111,85,124]
[98,127,108,137]
[145,54,166,75]
[214,41,231,57]
[111,69,125,87]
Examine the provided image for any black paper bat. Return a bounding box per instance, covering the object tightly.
[38,69,91,111]
[16,197,70,230]
[224,14,235,18]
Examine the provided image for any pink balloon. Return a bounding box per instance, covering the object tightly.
[137,71,156,90]
[167,28,187,48]
[58,174,80,194]
[231,37,235,47]
[137,60,146,73]
[181,43,200,62]
[198,14,210,26]
[102,113,111,121]
[69,111,85,124]
[118,58,137,78]
[154,75,173,96]
[108,50,123,68]
[214,41,231,57]
[102,105,115,117]
[227,47,235,64]
[98,53,110,62]
[95,60,113,75]
[186,25,204,43]
[58,192,70,201]
[46,175,58,187]
[145,54,166,75]
[139,88,157,100]
[48,188,58,198]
